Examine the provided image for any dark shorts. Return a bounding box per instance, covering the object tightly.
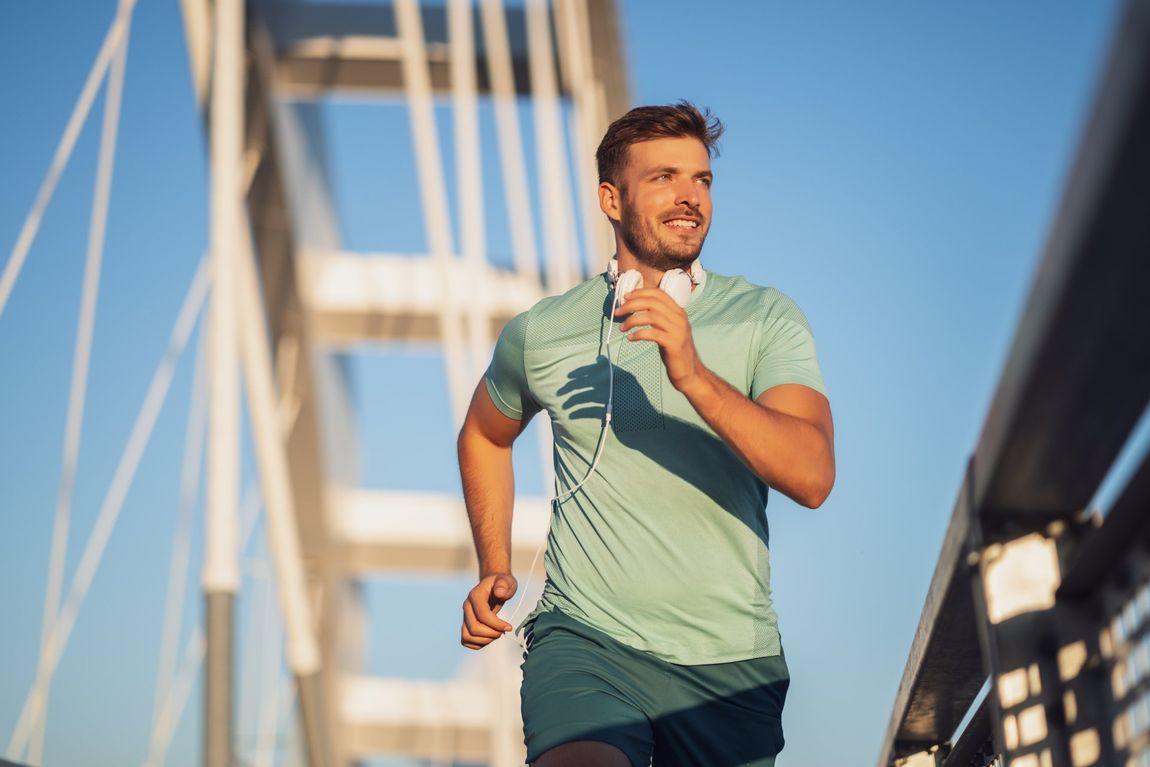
[520,610,789,767]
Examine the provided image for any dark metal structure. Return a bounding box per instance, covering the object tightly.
[878,0,1150,765]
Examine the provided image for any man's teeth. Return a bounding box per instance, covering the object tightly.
[665,219,698,228]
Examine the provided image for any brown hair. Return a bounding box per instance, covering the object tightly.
[595,101,724,185]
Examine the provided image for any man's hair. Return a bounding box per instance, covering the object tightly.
[596,101,724,185]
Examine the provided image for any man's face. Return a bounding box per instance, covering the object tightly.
[608,136,714,271]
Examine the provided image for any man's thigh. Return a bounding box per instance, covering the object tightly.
[533,740,634,767]
[520,613,657,767]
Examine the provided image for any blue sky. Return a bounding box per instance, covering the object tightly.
[0,1,1126,765]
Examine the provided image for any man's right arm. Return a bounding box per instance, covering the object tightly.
[457,379,533,649]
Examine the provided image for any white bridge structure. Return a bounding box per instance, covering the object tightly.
[2,0,629,764]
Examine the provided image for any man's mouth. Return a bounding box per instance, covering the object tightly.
[663,217,701,230]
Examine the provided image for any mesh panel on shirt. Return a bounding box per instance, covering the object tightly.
[612,339,664,433]
[528,285,610,351]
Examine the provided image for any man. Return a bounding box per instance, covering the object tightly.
[457,102,835,767]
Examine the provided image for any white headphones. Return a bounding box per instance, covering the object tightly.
[606,258,706,308]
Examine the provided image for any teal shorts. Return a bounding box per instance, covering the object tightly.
[520,610,789,767]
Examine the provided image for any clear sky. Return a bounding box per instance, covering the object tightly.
[0,1,1125,765]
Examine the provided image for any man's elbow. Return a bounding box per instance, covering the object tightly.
[797,462,835,509]
[457,420,479,461]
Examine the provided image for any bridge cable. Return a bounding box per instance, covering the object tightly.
[6,258,208,761]
[142,328,206,767]
[0,0,139,322]
[29,5,134,760]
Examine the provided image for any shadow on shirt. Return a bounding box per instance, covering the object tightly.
[554,359,772,551]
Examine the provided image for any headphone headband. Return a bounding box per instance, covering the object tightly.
[606,258,706,288]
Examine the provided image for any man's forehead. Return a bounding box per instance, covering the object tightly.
[626,136,711,172]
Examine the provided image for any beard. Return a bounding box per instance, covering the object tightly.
[618,200,709,272]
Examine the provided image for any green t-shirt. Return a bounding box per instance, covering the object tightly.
[485,270,827,664]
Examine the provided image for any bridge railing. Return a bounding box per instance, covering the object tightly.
[877,1,1150,765]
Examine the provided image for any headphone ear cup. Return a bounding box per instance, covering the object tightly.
[659,269,692,308]
[615,269,644,304]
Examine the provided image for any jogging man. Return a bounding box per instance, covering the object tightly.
[457,102,835,766]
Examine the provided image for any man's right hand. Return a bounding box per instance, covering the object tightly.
[461,573,518,650]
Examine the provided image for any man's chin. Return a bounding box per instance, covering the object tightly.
[620,226,705,271]
[656,242,704,269]
[634,251,701,272]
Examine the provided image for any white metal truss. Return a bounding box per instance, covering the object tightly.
[480,0,541,284]
[526,0,578,292]
[450,0,494,383]
[178,1,631,764]
[4,0,627,763]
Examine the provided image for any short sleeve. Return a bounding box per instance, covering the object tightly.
[751,292,827,400]
[484,311,540,420]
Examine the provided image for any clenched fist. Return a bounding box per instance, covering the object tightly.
[461,572,518,649]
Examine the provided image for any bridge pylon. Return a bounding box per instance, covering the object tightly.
[183,0,630,763]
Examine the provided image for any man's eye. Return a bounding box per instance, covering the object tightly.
[697,177,713,188]
[656,174,671,181]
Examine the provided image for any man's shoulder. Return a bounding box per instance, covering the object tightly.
[512,274,607,346]
[701,271,810,327]
[536,273,607,312]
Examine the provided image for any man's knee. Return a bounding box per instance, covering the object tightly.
[533,740,634,767]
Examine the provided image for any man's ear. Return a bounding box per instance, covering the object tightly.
[598,181,622,223]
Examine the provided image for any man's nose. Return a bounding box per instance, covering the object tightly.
[675,178,701,209]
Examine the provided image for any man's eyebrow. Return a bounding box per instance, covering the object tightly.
[643,165,712,177]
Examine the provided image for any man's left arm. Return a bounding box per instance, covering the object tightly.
[618,288,835,508]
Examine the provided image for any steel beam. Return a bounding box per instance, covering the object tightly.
[877,469,987,762]
[247,18,351,765]
[204,0,244,764]
[878,1,1150,764]
[332,489,550,575]
[942,692,991,767]
[204,593,235,767]
[231,2,632,764]
[268,2,532,97]
[972,0,1150,527]
[1059,447,1150,600]
[298,252,543,348]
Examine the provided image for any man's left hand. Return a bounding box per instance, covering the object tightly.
[616,287,703,392]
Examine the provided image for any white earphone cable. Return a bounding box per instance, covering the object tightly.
[504,278,626,650]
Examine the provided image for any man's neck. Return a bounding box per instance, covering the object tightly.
[615,249,692,289]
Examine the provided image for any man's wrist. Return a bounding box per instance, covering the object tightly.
[675,364,718,403]
[479,561,511,579]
